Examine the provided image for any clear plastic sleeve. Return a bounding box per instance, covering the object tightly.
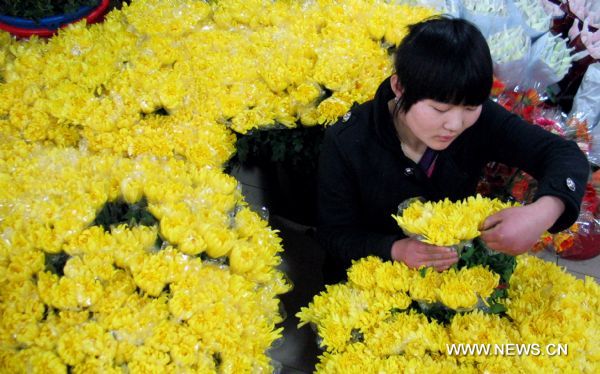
[571,63,600,165]
[459,0,519,38]
[553,184,600,260]
[525,31,574,91]
[510,0,552,40]
[490,26,532,89]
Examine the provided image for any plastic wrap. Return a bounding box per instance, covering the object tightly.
[511,0,552,40]
[526,31,574,91]
[460,0,517,38]
[488,26,532,88]
[571,63,600,165]
[393,196,518,258]
[553,183,600,260]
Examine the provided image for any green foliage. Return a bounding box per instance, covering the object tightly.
[92,197,158,231]
[231,126,325,176]
[457,239,517,285]
[44,251,70,276]
[0,0,98,20]
[419,304,458,325]
[413,239,516,324]
[349,328,364,343]
[457,238,516,317]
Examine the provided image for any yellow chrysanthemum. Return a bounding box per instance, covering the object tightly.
[438,274,479,311]
[301,255,599,371]
[392,195,517,246]
[409,266,443,303]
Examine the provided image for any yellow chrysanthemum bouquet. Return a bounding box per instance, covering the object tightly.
[0,0,441,371]
[298,256,600,372]
[299,194,600,371]
[392,194,516,248]
[0,141,291,372]
[391,195,519,311]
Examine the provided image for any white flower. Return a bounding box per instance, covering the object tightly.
[514,0,552,32]
[538,33,574,78]
[488,26,530,63]
[463,0,508,16]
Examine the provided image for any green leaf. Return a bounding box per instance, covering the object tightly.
[92,197,158,230]
[349,328,364,343]
[44,252,70,276]
[488,303,507,314]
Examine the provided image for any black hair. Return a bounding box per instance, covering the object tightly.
[393,16,493,113]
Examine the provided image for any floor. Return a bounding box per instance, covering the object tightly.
[231,164,600,374]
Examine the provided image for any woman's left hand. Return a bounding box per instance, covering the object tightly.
[480,196,565,256]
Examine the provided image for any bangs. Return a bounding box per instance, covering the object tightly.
[413,48,492,107]
[394,17,493,110]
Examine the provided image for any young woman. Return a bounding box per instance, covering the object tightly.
[317,16,590,284]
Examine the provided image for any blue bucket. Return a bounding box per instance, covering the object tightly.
[0,2,98,30]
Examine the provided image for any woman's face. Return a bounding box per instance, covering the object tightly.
[399,99,482,150]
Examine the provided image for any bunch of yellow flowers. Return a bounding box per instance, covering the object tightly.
[0,0,436,167]
[297,257,499,351]
[298,256,600,372]
[0,141,290,372]
[0,0,441,371]
[392,195,517,246]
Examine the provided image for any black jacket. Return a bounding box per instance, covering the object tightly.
[317,77,590,284]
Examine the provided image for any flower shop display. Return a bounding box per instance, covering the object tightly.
[0,0,443,371]
[527,31,575,90]
[486,26,531,88]
[1,0,598,372]
[457,0,588,93]
[478,77,600,260]
[460,0,551,40]
[460,0,512,38]
[484,18,573,91]
[0,0,437,146]
[542,0,599,113]
[298,255,600,372]
[0,140,291,372]
[299,184,599,371]
[298,195,598,372]
[513,0,552,38]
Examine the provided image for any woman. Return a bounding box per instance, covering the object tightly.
[317,16,590,284]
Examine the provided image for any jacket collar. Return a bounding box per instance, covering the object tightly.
[369,77,470,200]
[371,76,403,153]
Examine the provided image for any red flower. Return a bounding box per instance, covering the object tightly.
[491,78,505,97]
[511,178,530,202]
[582,183,599,214]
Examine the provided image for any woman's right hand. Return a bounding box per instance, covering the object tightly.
[391,238,458,271]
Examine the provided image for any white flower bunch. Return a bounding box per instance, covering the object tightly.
[537,33,574,79]
[462,0,507,16]
[488,26,530,64]
[513,0,552,32]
